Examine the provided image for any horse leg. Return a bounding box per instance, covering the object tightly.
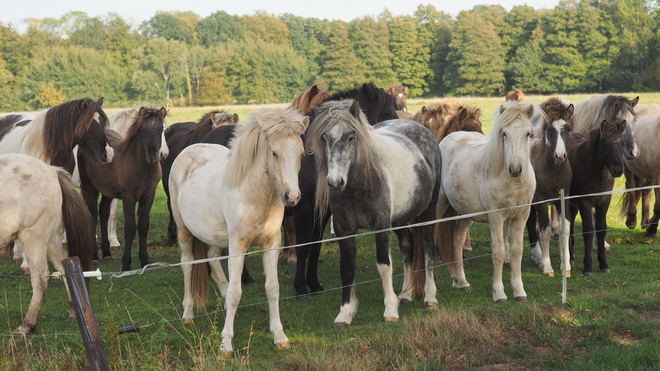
[641,181,652,230]
[550,205,560,237]
[595,202,611,273]
[262,237,290,349]
[108,198,121,249]
[46,236,74,320]
[121,199,138,271]
[623,167,639,229]
[528,204,542,267]
[508,215,528,302]
[451,219,472,292]
[557,202,572,278]
[177,222,197,323]
[334,236,360,327]
[419,221,439,309]
[165,189,178,247]
[568,204,578,267]
[136,196,154,268]
[645,183,660,237]
[13,232,50,335]
[220,240,248,354]
[206,244,228,298]
[375,231,399,322]
[281,215,297,267]
[396,228,414,304]
[578,203,595,276]
[488,215,507,303]
[98,196,113,260]
[81,187,100,262]
[537,204,555,277]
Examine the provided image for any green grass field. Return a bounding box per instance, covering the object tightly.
[1,94,660,370]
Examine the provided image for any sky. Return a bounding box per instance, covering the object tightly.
[2,0,561,33]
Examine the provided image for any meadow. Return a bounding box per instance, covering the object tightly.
[1,93,660,370]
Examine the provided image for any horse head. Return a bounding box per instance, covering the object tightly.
[77,98,114,165]
[211,112,239,128]
[497,102,534,178]
[387,85,408,112]
[136,106,167,164]
[599,119,627,178]
[541,98,574,164]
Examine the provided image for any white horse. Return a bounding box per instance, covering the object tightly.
[168,108,309,354]
[0,154,95,335]
[435,101,536,303]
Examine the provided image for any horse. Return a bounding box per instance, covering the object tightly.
[505,89,524,102]
[634,103,660,119]
[435,101,536,303]
[78,106,166,271]
[620,113,660,236]
[0,154,94,336]
[291,82,399,299]
[567,117,627,276]
[290,83,331,114]
[526,98,574,277]
[162,111,239,247]
[305,99,441,326]
[387,84,408,112]
[168,108,309,354]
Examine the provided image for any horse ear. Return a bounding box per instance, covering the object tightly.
[567,104,574,117]
[404,86,408,93]
[349,101,361,118]
[499,104,506,115]
[310,84,319,96]
[630,96,639,108]
[524,103,534,118]
[232,113,239,123]
[421,106,428,115]
[302,116,310,126]
[600,120,608,132]
[458,107,468,121]
[159,107,168,119]
[618,120,627,132]
[96,97,104,107]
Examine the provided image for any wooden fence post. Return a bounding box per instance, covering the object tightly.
[62,256,110,371]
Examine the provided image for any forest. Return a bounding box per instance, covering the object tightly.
[0,0,658,110]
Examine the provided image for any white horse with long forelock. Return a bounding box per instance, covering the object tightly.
[168,108,308,354]
[0,153,95,335]
[435,101,536,303]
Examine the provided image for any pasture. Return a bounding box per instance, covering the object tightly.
[1,93,660,370]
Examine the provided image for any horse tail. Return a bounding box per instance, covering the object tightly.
[191,236,210,309]
[409,226,428,300]
[435,207,457,277]
[57,169,94,276]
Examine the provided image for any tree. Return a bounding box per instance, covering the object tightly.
[241,11,291,46]
[509,41,554,93]
[22,45,128,108]
[319,21,362,91]
[389,16,429,97]
[414,5,454,96]
[349,17,395,88]
[196,11,245,47]
[281,14,332,77]
[445,11,506,96]
[141,11,198,45]
[131,37,187,105]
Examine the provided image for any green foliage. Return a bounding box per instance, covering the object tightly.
[141,11,199,45]
[196,11,245,47]
[241,11,291,46]
[319,21,363,92]
[22,45,128,108]
[389,16,430,97]
[349,17,395,88]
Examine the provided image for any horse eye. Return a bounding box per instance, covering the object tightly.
[272,151,279,158]
[502,132,507,138]
[527,132,531,137]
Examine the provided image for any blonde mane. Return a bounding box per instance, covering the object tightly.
[483,101,533,174]
[21,110,48,161]
[223,108,309,188]
[305,99,380,222]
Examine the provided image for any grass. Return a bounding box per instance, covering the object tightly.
[2,93,660,370]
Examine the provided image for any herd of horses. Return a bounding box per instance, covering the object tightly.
[0,83,652,354]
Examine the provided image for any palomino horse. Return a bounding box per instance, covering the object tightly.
[306,99,441,326]
[0,154,94,336]
[387,84,408,112]
[435,101,536,303]
[526,98,574,277]
[621,113,660,236]
[78,107,166,271]
[168,108,309,353]
[162,111,239,247]
[505,89,524,101]
[568,118,626,276]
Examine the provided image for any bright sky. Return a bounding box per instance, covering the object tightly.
[2,0,560,33]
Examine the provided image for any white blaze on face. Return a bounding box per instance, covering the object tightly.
[551,120,567,160]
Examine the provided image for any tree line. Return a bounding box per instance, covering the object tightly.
[0,0,658,110]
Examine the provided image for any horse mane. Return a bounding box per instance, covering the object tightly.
[316,82,395,125]
[26,98,102,163]
[483,101,533,174]
[289,84,331,114]
[120,106,167,147]
[224,108,308,188]
[573,95,636,134]
[444,105,483,138]
[532,97,575,141]
[306,99,380,222]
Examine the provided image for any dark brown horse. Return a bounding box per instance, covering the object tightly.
[78,106,166,271]
[568,117,626,276]
[526,98,574,277]
[506,89,525,102]
[162,111,239,246]
[387,84,408,112]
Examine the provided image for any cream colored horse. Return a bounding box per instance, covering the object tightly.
[168,108,308,354]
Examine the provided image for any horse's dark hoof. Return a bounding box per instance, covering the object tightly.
[461,286,471,294]
[296,294,312,301]
[495,299,507,304]
[399,298,411,305]
[515,296,527,302]
[92,260,99,267]
[334,322,349,328]
[583,271,593,277]
[286,259,297,268]
[601,268,611,274]
[102,255,112,261]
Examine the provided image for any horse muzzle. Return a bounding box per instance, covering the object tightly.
[284,189,301,207]
[508,164,523,178]
[102,145,115,164]
[327,177,346,192]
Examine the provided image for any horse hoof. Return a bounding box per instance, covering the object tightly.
[275,341,291,349]
[495,299,507,304]
[334,322,349,328]
[399,298,411,305]
[425,301,438,310]
[545,272,555,277]
[92,260,99,268]
[463,245,472,252]
[565,271,571,278]
[460,286,471,294]
[297,294,312,301]
[182,317,194,324]
[21,268,30,275]
[13,258,22,264]
[583,272,593,277]
[286,259,297,268]
[103,255,112,261]
[515,296,527,302]
[601,268,611,274]
[384,316,399,322]
[217,350,233,361]
[504,259,511,265]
